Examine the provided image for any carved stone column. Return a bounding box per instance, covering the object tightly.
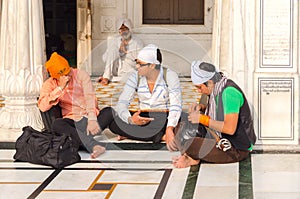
[0,0,46,130]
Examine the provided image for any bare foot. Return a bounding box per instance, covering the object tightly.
[172,156,180,163]
[99,77,109,85]
[117,135,127,141]
[90,145,106,159]
[161,134,166,141]
[173,154,200,168]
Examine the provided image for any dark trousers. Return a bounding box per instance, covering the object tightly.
[181,137,249,163]
[52,107,114,152]
[175,114,249,163]
[109,111,169,143]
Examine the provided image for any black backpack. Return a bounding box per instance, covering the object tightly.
[40,104,62,131]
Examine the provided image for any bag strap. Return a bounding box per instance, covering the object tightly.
[163,67,168,87]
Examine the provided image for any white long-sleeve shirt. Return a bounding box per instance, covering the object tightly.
[102,35,143,80]
[116,67,182,127]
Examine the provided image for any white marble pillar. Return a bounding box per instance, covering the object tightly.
[0,0,46,130]
[0,0,2,35]
[212,0,255,99]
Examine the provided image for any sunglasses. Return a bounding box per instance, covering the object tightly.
[135,59,151,67]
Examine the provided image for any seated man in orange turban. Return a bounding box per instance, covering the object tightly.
[38,52,115,158]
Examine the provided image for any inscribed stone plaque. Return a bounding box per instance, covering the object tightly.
[259,78,294,139]
[260,0,292,67]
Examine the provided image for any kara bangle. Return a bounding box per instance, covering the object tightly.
[199,115,210,126]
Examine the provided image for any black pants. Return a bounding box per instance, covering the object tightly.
[52,107,114,153]
[109,111,170,143]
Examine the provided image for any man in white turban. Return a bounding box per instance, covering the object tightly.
[99,18,144,85]
[173,61,256,168]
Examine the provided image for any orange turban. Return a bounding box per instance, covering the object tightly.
[45,52,71,79]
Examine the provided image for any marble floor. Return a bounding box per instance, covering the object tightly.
[0,146,300,199]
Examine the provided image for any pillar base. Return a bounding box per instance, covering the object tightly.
[0,97,44,130]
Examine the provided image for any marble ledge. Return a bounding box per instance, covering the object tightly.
[0,127,300,153]
[253,144,300,153]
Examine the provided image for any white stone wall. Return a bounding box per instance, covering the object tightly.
[90,0,214,77]
[253,0,299,144]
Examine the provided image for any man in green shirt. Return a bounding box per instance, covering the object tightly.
[173,61,256,168]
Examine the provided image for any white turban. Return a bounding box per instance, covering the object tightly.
[191,61,216,85]
[137,44,161,64]
[116,18,133,30]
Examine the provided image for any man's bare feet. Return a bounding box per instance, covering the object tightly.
[117,135,127,141]
[90,145,106,159]
[99,77,109,85]
[173,153,200,168]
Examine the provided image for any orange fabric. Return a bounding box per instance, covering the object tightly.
[199,115,210,126]
[45,52,71,79]
[38,68,99,121]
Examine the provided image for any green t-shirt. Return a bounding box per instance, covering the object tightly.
[216,86,244,114]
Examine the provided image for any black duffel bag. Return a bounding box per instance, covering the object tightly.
[13,126,80,169]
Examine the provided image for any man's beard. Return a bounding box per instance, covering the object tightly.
[122,31,132,40]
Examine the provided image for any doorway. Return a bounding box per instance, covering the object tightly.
[43,0,77,67]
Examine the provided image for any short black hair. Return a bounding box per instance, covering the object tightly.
[157,48,162,63]
[211,72,223,83]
